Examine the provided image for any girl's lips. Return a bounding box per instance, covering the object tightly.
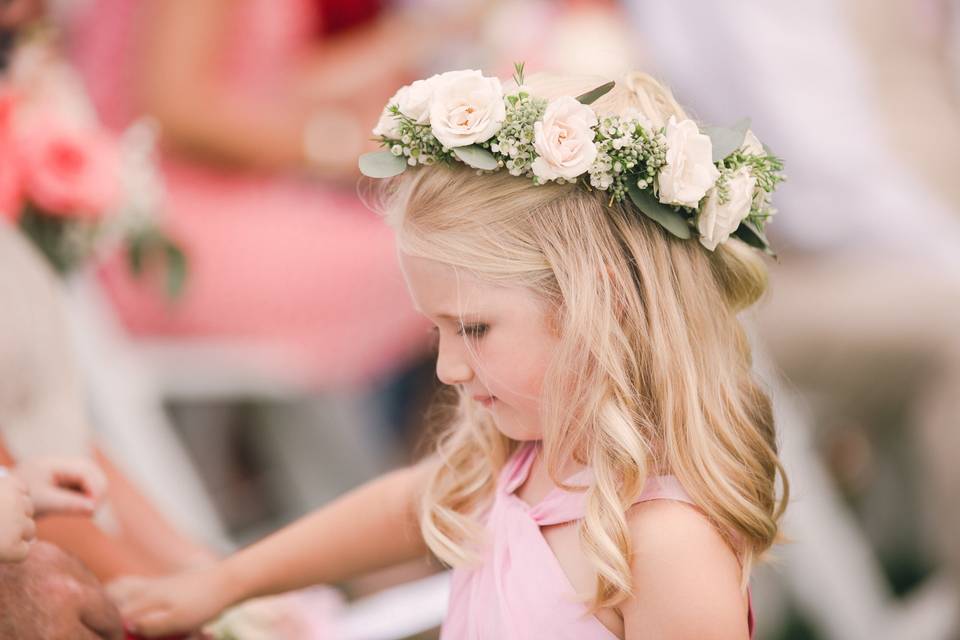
[472,395,496,407]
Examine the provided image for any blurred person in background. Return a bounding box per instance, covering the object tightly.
[61,0,484,390]
[628,0,960,636]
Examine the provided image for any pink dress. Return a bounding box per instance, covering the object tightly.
[443,442,755,639]
[65,0,429,388]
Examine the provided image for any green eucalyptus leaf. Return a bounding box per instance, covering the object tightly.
[127,233,145,276]
[703,118,751,162]
[576,81,615,106]
[627,180,692,240]
[359,150,407,178]
[164,241,188,300]
[453,145,498,170]
[733,220,777,258]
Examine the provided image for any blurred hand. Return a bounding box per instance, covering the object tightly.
[108,566,233,637]
[0,541,125,638]
[14,456,107,517]
[0,474,35,563]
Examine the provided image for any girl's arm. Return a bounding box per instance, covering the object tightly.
[621,500,750,639]
[109,462,433,637]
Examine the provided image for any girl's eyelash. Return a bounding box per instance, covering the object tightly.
[457,323,488,338]
[427,323,488,345]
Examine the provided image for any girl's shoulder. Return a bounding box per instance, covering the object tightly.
[620,500,750,637]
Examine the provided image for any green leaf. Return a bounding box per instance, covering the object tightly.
[576,81,615,106]
[703,118,751,162]
[733,220,777,258]
[127,233,145,276]
[626,180,692,240]
[453,145,498,170]
[163,241,188,299]
[358,150,407,178]
[513,61,526,87]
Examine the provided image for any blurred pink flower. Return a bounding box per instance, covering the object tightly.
[0,150,21,222]
[17,116,120,219]
[0,91,22,221]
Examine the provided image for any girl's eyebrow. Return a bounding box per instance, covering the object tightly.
[413,308,481,321]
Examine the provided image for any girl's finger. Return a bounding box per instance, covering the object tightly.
[37,489,96,516]
[53,463,106,499]
[106,577,150,605]
[21,516,36,542]
[129,608,179,637]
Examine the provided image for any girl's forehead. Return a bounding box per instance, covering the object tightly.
[399,253,537,318]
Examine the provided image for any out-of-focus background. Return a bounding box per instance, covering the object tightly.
[1,0,959,638]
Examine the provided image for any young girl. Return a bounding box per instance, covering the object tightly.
[109,68,789,639]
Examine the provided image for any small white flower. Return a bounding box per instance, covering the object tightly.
[741,129,764,156]
[657,116,721,208]
[620,107,654,133]
[696,167,756,251]
[530,96,598,181]
[428,69,506,148]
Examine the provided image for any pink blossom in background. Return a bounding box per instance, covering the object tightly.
[0,91,22,221]
[16,114,120,219]
[0,148,21,222]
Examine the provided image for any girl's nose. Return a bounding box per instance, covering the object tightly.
[436,345,474,386]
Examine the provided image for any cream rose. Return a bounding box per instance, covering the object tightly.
[696,167,756,251]
[371,78,434,138]
[428,70,505,149]
[396,78,433,124]
[656,116,720,208]
[530,96,598,181]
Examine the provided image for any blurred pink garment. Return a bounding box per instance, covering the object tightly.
[66,0,429,388]
[442,442,755,639]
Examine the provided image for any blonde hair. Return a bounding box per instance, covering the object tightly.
[368,70,788,609]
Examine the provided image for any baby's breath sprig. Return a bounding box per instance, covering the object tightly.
[491,89,547,178]
[382,104,452,167]
[587,116,667,203]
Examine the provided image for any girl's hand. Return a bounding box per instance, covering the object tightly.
[0,474,35,562]
[14,456,107,517]
[107,566,234,637]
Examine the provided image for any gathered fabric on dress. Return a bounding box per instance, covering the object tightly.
[65,0,429,389]
[442,442,755,639]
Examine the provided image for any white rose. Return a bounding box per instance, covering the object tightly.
[428,69,506,148]
[396,78,433,124]
[696,167,756,251]
[530,96,598,181]
[371,76,446,138]
[741,129,764,156]
[656,116,721,208]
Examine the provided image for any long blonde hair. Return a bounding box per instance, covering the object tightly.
[369,70,788,609]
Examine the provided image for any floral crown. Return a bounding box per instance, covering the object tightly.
[359,63,784,254]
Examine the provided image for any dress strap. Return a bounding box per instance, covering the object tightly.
[530,472,696,527]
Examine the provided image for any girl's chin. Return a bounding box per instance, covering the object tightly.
[489,411,542,441]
